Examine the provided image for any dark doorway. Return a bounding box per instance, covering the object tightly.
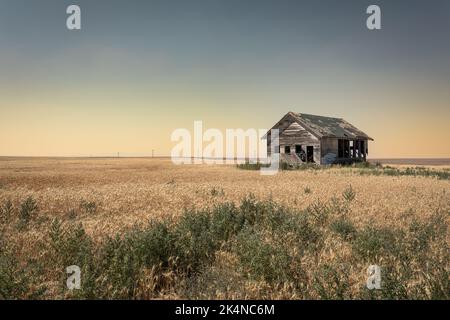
[296,145,306,162]
[284,146,291,154]
[344,140,350,158]
[306,146,314,163]
[338,139,344,158]
[361,140,365,158]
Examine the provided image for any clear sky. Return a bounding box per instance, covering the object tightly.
[1,0,449,158]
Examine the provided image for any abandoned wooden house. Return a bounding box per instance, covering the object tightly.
[265,112,373,165]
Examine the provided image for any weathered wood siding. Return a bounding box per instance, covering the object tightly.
[279,122,319,145]
[320,137,338,164]
[266,113,299,154]
[321,137,338,154]
[279,122,321,163]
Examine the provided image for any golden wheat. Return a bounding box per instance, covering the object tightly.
[0,158,448,299]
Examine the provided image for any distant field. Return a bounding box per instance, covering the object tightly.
[0,158,448,299]
[2,156,450,166]
[370,158,450,166]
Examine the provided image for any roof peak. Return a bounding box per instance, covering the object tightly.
[289,111,343,120]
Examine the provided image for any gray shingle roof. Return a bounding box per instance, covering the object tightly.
[290,112,373,140]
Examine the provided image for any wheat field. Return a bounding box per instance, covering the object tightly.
[0,158,449,299]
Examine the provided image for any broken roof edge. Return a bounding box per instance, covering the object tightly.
[293,111,342,120]
[261,111,320,140]
[288,112,323,139]
[293,112,374,141]
[262,111,374,141]
[337,118,374,141]
[261,112,297,140]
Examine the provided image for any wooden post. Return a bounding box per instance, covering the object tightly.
[352,141,356,158]
[362,140,366,161]
[345,140,352,158]
[358,140,362,159]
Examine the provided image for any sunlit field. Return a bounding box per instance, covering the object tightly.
[0,158,448,299]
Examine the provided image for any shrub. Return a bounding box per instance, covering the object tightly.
[127,221,175,268]
[0,250,46,299]
[306,199,330,226]
[236,162,270,170]
[234,227,292,283]
[329,196,350,216]
[282,212,322,249]
[352,226,400,261]
[80,200,97,214]
[359,264,409,300]
[209,202,242,243]
[357,166,450,180]
[330,218,357,241]
[7,195,446,299]
[0,251,29,299]
[0,200,13,224]
[312,264,351,299]
[257,203,290,234]
[423,263,450,300]
[407,212,447,252]
[174,210,216,272]
[280,161,290,171]
[342,185,355,202]
[238,194,260,226]
[17,196,38,229]
[66,209,77,220]
[48,218,93,269]
[94,235,142,299]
